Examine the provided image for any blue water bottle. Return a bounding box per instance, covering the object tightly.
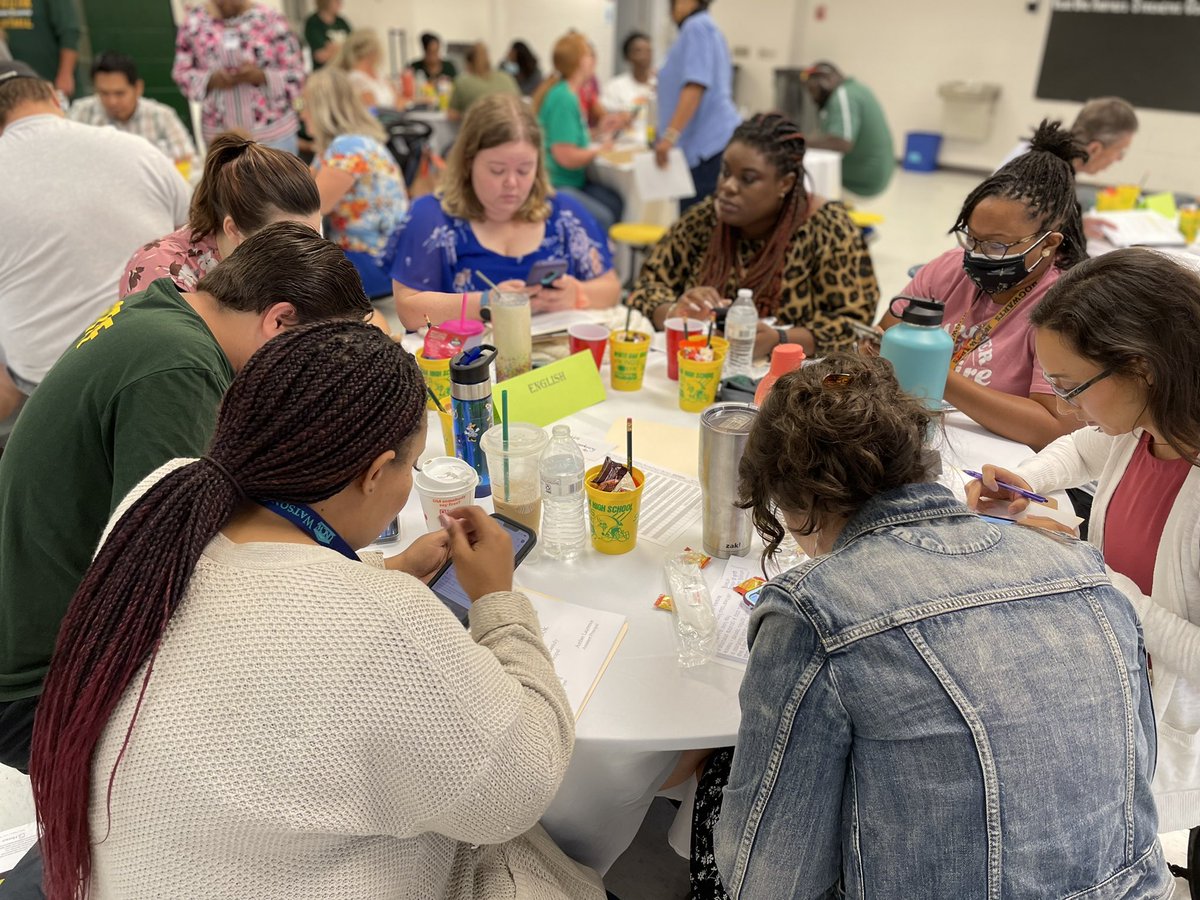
[880,297,954,407]
[450,344,497,497]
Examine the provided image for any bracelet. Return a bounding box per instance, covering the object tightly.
[662,127,681,144]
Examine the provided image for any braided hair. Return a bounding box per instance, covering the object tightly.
[952,119,1088,270]
[31,321,427,900]
[697,113,809,316]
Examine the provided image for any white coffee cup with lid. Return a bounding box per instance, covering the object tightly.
[413,457,479,531]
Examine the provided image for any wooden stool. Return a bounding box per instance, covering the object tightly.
[609,222,668,292]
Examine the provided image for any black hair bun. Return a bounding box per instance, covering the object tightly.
[1027,118,1089,167]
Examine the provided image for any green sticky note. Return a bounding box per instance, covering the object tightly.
[1143,191,1178,221]
[492,351,607,426]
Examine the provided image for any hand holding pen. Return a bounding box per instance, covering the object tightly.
[963,465,1048,516]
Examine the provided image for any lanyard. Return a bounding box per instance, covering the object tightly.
[950,283,1035,367]
[260,500,360,562]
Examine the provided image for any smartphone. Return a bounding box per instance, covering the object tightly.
[848,319,882,343]
[526,259,568,288]
[429,513,538,623]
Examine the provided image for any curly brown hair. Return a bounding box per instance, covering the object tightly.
[738,353,934,558]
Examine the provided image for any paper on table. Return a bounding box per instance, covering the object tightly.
[604,418,699,480]
[632,148,696,202]
[1096,210,1185,247]
[708,555,762,666]
[0,821,37,875]
[521,588,628,720]
[530,309,605,338]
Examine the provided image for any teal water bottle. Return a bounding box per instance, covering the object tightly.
[880,297,954,407]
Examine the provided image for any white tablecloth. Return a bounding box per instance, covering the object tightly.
[392,335,1057,873]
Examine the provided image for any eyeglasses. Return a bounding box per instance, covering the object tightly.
[821,372,855,388]
[953,229,1050,260]
[1045,366,1116,407]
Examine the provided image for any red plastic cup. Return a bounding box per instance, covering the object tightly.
[568,323,611,370]
[665,317,709,380]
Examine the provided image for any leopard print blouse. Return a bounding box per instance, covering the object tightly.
[625,197,879,353]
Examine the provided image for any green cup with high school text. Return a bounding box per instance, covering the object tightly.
[609,331,651,391]
[417,348,452,411]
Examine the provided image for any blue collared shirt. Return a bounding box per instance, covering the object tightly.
[657,10,741,168]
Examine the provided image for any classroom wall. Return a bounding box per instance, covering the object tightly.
[346,0,618,81]
[791,0,1200,196]
[709,0,799,115]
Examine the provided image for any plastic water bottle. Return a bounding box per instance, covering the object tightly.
[539,424,587,560]
[724,288,758,378]
[880,297,954,407]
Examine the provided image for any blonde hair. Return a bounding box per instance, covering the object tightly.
[333,28,382,72]
[304,67,387,150]
[439,93,552,223]
[532,32,590,113]
[465,41,491,77]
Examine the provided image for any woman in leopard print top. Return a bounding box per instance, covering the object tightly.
[625,114,878,357]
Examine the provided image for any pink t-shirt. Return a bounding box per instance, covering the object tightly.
[121,226,220,299]
[1104,432,1193,596]
[899,248,1058,398]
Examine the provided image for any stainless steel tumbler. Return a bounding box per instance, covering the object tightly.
[699,402,758,558]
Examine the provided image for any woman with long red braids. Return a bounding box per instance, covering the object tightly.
[625,112,879,358]
[30,321,605,899]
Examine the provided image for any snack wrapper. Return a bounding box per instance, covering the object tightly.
[682,547,713,570]
[733,576,766,598]
[654,593,675,612]
[681,345,716,363]
[592,456,639,493]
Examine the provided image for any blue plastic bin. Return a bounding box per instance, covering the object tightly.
[903,132,942,172]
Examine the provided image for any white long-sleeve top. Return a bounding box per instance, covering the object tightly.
[88,461,605,899]
[1016,428,1200,832]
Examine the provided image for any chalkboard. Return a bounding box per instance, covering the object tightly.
[1037,0,1200,114]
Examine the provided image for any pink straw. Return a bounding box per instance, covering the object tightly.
[459,293,468,327]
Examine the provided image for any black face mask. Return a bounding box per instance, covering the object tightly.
[961,234,1051,295]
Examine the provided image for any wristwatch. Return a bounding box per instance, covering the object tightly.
[774,326,790,347]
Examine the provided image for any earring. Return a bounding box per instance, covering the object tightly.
[1041,249,1051,257]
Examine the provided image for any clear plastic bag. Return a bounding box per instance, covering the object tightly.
[664,552,717,668]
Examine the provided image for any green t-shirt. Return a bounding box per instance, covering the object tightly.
[4,0,81,82]
[539,80,589,190]
[303,13,351,69]
[0,279,233,701]
[819,78,896,198]
[410,58,458,80]
[448,70,518,116]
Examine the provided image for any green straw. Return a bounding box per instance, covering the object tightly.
[501,390,510,502]
[425,385,446,412]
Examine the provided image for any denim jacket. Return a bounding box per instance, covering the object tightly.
[714,483,1172,900]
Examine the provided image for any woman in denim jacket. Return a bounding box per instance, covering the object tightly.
[700,353,1172,899]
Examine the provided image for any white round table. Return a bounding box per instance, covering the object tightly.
[392,333,1058,873]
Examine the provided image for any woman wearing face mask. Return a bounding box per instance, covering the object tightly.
[877,120,1088,451]
[968,249,1200,877]
[30,320,607,899]
[626,113,878,357]
[389,93,619,330]
[687,353,1170,900]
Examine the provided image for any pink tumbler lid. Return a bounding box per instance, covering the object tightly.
[438,318,486,338]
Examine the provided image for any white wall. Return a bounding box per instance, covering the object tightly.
[791,0,1200,195]
[347,0,617,81]
[710,0,798,114]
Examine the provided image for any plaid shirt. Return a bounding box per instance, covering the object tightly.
[68,96,197,162]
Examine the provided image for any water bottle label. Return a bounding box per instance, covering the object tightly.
[726,323,757,341]
[542,476,583,498]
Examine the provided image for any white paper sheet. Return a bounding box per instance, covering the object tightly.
[529,309,606,338]
[520,588,628,720]
[708,556,761,666]
[632,148,696,202]
[0,821,37,875]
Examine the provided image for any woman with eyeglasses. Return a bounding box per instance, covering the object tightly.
[969,248,1200,872]
[685,352,1170,899]
[876,119,1088,450]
